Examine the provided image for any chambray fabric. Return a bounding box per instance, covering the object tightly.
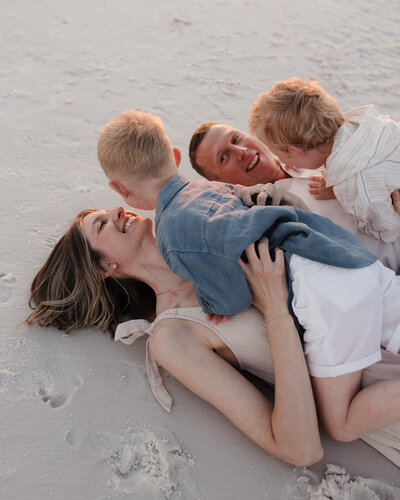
[155,174,377,317]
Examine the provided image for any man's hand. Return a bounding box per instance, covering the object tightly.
[391,189,400,213]
[308,175,336,200]
[235,183,310,211]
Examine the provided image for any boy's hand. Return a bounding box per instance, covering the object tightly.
[234,183,310,211]
[205,314,231,325]
[308,175,336,200]
[391,189,400,213]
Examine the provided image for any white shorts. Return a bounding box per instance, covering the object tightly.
[290,255,400,378]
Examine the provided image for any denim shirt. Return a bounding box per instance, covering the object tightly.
[155,174,377,316]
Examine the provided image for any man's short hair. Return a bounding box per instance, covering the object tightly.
[98,109,174,179]
[248,78,344,151]
[189,122,219,180]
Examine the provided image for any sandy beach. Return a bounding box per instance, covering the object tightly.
[1,0,400,498]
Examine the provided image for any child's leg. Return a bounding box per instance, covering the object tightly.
[312,372,400,442]
[308,175,336,200]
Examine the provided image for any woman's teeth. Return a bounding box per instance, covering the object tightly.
[123,217,135,233]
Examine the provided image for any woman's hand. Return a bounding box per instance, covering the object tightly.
[239,238,289,321]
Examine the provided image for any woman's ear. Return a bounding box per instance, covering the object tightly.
[102,262,118,279]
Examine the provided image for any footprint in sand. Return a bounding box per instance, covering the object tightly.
[105,428,196,498]
[37,374,83,409]
[0,273,16,304]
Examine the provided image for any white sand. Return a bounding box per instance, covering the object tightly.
[2,0,400,498]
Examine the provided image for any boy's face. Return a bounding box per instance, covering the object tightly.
[266,142,327,171]
[195,124,283,186]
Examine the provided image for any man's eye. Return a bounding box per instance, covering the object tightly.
[220,154,226,163]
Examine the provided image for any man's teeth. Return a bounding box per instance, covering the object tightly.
[246,153,259,172]
[124,217,135,233]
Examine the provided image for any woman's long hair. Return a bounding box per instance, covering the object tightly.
[25,210,156,336]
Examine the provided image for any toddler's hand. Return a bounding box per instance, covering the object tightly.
[391,189,400,214]
[308,175,336,200]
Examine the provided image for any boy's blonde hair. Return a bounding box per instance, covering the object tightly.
[98,109,175,179]
[249,78,344,151]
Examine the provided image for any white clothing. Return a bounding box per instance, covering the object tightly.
[289,255,400,377]
[324,105,400,242]
[116,305,400,467]
[275,175,400,273]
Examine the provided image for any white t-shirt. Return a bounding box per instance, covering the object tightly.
[276,171,400,273]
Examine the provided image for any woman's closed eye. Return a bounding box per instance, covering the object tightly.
[98,220,107,232]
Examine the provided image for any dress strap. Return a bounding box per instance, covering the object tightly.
[115,317,173,412]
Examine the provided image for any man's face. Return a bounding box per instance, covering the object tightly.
[195,124,283,186]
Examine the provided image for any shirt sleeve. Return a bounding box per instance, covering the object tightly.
[164,249,253,315]
[333,172,400,243]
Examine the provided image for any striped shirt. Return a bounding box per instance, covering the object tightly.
[325,105,400,242]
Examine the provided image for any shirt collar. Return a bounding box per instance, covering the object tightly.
[156,174,190,217]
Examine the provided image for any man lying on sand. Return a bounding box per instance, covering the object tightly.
[188,122,400,273]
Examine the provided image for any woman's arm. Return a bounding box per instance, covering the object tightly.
[239,238,322,462]
[150,239,322,466]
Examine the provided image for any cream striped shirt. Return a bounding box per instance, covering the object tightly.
[324,105,400,242]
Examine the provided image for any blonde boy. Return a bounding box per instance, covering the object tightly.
[98,109,181,210]
[249,78,400,242]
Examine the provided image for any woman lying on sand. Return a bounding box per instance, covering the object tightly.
[26,207,400,467]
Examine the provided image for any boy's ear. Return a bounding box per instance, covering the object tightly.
[109,180,130,199]
[287,145,306,159]
[173,147,181,167]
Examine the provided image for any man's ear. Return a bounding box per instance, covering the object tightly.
[109,180,130,199]
[287,145,306,159]
[173,148,181,167]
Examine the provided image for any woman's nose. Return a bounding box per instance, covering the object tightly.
[112,206,125,221]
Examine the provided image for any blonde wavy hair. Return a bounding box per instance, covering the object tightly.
[248,78,344,151]
[98,109,175,180]
[26,210,156,335]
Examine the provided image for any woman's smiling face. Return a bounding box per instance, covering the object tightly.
[82,206,154,274]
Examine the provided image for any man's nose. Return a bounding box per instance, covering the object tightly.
[234,145,248,160]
